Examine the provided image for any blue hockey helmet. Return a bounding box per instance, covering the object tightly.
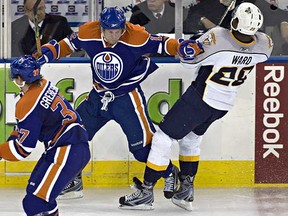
[99,7,126,30]
[10,55,41,84]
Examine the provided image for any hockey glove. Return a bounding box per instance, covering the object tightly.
[32,39,60,66]
[177,39,204,61]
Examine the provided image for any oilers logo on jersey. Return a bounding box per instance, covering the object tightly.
[92,51,123,83]
[52,21,178,95]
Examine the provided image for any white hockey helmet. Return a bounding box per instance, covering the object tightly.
[230,2,263,35]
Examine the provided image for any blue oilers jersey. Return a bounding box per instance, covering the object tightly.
[0,79,88,161]
[58,21,178,96]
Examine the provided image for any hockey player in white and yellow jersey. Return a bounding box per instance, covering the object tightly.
[119,2,273,211]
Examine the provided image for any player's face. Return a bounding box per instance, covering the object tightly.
[102,29,124,45]
[25,0,46,23]
[147,0,166,13]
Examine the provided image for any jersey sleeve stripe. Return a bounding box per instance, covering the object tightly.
[9,140,25,161]
[164,37,178,56]
[14,139,30,157]
[0,141,20,161]
[59,39,74,57]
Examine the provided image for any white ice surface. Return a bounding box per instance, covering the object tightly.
[0,187,287,216]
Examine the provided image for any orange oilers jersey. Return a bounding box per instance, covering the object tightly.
[59,21,178,96]
[0,79,88,161]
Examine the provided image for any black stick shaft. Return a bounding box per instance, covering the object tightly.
[33,0,41,15]
[218,0,236,26]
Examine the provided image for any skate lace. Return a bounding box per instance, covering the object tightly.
[164,175,175,192]
[125,189,142,202]
[62,178,81,190]
[63,181,73,190]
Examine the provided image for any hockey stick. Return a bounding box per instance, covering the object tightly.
[218,0,236,26]
[190,0,236,40]
[33,0,42,56]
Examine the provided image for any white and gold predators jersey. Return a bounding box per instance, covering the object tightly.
[182,26,273,111]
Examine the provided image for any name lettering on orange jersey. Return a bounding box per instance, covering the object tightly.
[40,85,59,109]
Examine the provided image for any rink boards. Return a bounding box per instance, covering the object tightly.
[0,57,287,187]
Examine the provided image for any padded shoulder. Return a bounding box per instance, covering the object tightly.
[120,22,150,46]
[78,21,150,45]
[78,21,101,39]
[16,79,48,121]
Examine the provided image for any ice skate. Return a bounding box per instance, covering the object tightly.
[119,177,154,210]
[57,173,83,200]
[171,175,195,211]
[163,164,179,199]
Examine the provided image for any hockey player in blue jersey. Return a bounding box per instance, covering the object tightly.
[0,55,90,216]
[33,6,182,200]
[119,2,273,211]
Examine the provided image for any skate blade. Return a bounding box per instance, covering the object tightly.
[118,203,154,211]
[171,197,193,211]
[57,190,83,200]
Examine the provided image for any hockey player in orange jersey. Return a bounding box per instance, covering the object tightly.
[33,6,195,201]
[0,55,90,215]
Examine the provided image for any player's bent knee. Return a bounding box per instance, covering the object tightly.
[132,144,151,162]
[23,194,58,216]
[179,131,202,155]
[145,129,173,168]
[151,129,174,153]
[146,129,174,163]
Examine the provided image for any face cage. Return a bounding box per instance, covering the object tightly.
[9,69,26,88]
[13,79,26,88]
[230,4,263,35]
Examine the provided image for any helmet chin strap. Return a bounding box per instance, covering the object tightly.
[121,29,126,36]
[13,79,26,88]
